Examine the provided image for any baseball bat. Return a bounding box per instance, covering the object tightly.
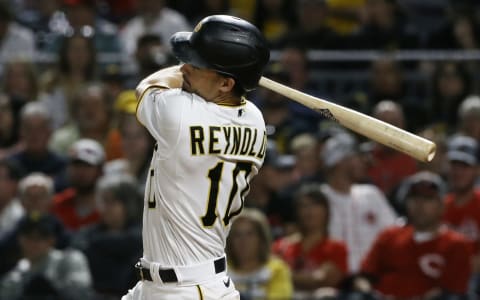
[258,76,436,162]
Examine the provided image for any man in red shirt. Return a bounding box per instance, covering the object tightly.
[355,171,473,299]
[366,101,418,199]
[443,135,480,296]
[52,139,104,230]
[443,135,480,243]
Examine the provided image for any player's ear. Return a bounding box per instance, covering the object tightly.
[219,77,236,93]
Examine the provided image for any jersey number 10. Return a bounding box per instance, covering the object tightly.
[146,162,253,228]
[201,162,252,227]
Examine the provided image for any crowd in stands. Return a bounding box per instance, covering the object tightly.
[1,0,480,299]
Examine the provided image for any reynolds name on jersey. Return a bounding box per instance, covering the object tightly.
[189,125,267,159]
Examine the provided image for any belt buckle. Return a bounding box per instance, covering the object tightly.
[135,262,144,281]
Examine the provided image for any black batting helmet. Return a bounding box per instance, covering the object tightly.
[170,15,270,91]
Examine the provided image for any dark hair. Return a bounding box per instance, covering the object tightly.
[96,174,143,223]
[18,213,57,238]
[431,61,472,126]
[58,34,96,80]
[137,34,163,49]
[0,159,25,181]
[294,183,330,233]
[253,0,298,35]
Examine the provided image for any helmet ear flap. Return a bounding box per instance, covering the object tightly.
[170,15,270,91]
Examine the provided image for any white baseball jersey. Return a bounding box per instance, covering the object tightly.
[321,183,397,272]
[137,88,267,267]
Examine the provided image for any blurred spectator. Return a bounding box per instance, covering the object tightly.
[278,47,324,130]
[125,33,172,88]
[0,1,35,77]
[366,100,418,201]
[355,171,473,299]
[104,90,155,193]
[0,172,70,276]
[101,0,137,24]
[2,59,39,109]
[0,94,21,159]
[273,184,348,299]
[173,0,231,25]
[71,173,142,299]
[246,141,297,238]
[14,0,69,50]
[397,0,450,46]
[290,133,323,183]
[7,102,67,190]
[273,0,340,49]
[227,208,293,300]
[416,125,449,179]
[0,213,93,300]
[228,0,256,21]
[348,57,423,126]
[253,0,297,42]
[324,0,366,35]
[442,135,480,295]
[352,0,419,50]
[120,0,190,56]
[45,0,122,57]
[39,33,97,129]
[0,159,24,237]
[457,95,480,141]
[368,57,405,106]
[135,34,167,78]
[100,62,128,102]
[49,83,122,160]
[254,63,311,153]
[19,173,56,214]
[428,12,480,50]
[52,139,104,230]
[430,61,472,131]
[320,133,396,272]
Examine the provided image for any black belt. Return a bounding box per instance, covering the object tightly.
[135,257,226,283]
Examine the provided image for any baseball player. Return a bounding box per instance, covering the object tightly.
[122,15,270,300]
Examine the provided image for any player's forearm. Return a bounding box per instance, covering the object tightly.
[136,65,183,98]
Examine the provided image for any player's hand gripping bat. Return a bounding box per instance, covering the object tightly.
[259,77,436,162]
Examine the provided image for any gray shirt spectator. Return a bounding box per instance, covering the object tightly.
[0,213,93,300]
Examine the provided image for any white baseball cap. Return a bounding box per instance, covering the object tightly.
[69,139,106,166]
[447,135,479,166]
[321,133,357,168]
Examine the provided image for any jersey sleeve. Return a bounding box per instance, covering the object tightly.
[330,241,349,274]
[136,88,186,159]
[360,229,389,277]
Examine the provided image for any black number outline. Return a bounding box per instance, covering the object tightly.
[201,162,253,227]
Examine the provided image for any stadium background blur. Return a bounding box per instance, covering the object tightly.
[1,0,480,299]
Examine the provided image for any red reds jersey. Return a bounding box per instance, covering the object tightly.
[361,225,473,298]
[52,188,100,230]
[443,189,480,248]
[272,234,348,274]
